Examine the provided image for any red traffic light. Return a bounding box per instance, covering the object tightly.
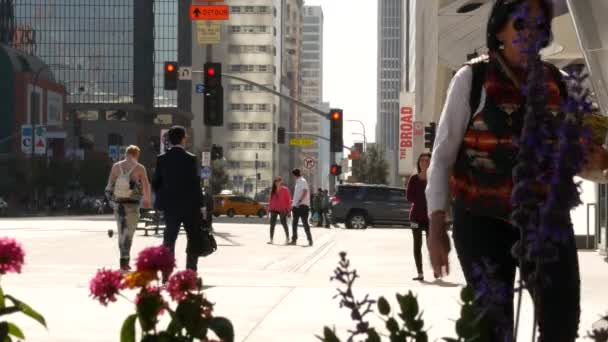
[330,164,342,176]
[206,67,216,77]
[331,111,341,120]
[166,63,176,72]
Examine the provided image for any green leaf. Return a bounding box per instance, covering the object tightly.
[4,295,46,328]
[0,307,20,317]
[120,314,137,342]
[7,323,24,339]
[415,331,429,342]
[0,286,5,309]
[320,327,341,342]
[377,297,391,316]
[386,317,399,333]
[209,317,234,342]
[0,322,8,340]
[175,299,203,337]
[460,287,474,303]
[366,329,382,342]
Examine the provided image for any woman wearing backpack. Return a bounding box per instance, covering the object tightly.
[427,0,608,340]
[106,145,151,272]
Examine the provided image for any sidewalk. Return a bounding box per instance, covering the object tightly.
[1,218,606,341]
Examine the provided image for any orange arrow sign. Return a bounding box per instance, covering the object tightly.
[190,5,229,20]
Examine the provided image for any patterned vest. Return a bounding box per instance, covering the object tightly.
[449,60,565,221]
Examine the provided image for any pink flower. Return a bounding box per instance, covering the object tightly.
[89,269,124,306]
[167,270,198,301]
[135,246,175,279]
[0,237,25,274]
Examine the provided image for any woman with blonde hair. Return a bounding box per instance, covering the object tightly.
[106,145,151,272]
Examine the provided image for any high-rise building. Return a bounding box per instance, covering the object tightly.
[12,0,188,168]
[203,2,282,197]
[300,6,327,189]
[377,0,404,185]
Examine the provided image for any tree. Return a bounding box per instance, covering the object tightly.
[351,145,389,185]
[210,160,230,195]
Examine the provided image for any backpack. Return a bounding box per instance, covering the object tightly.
[113,164,137,200]
[466,56,568,120]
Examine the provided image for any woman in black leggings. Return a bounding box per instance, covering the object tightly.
[406,153,431,281]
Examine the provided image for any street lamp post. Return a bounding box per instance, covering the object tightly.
[29,66,48,211]
[346,120,367,152]
[30,66,48,157]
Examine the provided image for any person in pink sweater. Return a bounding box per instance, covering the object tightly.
[268,176,292,244]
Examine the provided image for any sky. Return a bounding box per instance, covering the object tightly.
[303,0,378,146]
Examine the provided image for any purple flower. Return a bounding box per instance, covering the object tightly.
[89,268,124,306]
[0,237,25,274]
[167,270,199,301]
[135,246,176,279]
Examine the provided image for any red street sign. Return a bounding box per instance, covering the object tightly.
[190,5,229,20]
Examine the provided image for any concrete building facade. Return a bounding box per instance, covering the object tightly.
[377,0,404,186]
[299,6,328,190]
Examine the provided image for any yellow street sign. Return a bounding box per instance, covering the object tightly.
[196,21,221,45]
[289,139,315,146]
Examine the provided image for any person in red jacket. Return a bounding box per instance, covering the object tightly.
[406,153,431,281]
[267,176,292,244]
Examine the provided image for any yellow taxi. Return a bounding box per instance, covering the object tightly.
[213,194,267,218]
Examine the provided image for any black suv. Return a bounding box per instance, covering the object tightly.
[330,184,410,229]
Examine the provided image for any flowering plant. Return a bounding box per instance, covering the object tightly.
[90,245,233,342]
[321,253,608,342]
[0,237,47,341]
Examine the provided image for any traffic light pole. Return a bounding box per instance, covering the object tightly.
[284,131,352,151]
[221,74,331,120]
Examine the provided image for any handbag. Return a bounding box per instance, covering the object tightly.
[197,213,217,257]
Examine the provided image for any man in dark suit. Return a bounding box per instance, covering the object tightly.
[152,126,204,272]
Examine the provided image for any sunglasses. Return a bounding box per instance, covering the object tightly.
[513,17,549,32]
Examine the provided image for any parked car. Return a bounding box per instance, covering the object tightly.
[330,184,410,229]
[213,195,267,218]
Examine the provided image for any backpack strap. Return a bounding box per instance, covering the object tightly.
[465,55,489,124]
[544,62,568,102]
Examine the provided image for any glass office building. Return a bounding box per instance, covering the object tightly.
[13,0,178,108]
[14,0,135,104]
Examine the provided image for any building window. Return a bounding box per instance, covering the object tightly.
[108,133,123,146]
[256,104,269,112]
[244,84,254,91]
[230,103,241,111]
[231,6,241,13]
[230,84,241,91]
[244,6,254,13]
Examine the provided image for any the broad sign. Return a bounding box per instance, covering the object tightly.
[190,5,229,21]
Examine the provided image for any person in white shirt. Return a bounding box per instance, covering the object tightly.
[289,169,313,246]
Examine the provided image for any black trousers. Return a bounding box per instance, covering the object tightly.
[163,210,201,271]
[269,211,289,240]
[411,223,428,275]
[452,207,580,342]
[291,205,312,243]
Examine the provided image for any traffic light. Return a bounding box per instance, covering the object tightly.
[329,108,343,153]
[277,127,286,144]
[211,144,223,160]
[204,62,223,126]
[424,122,437,150]
[330,164,342,176]
[164,62,178,90]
